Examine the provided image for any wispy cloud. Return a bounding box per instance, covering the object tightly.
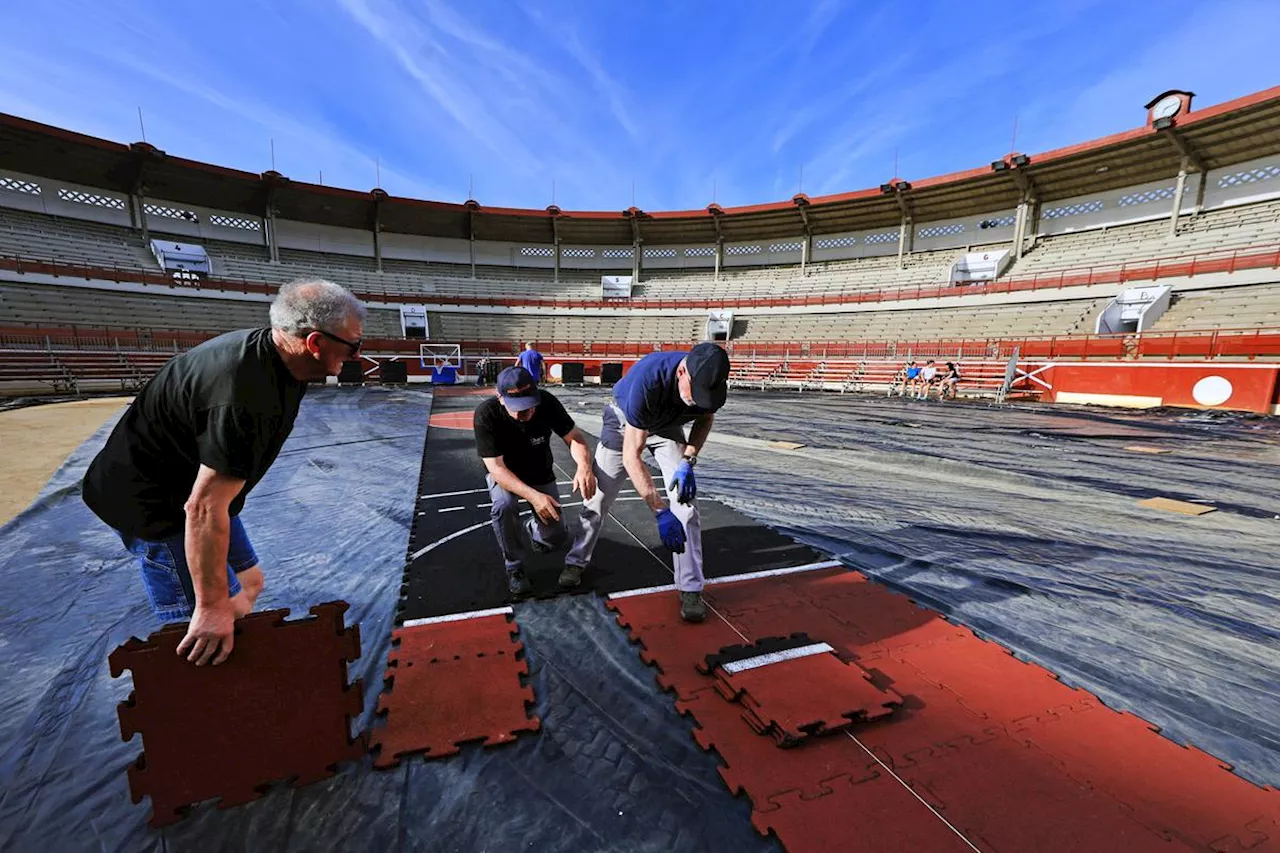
[1,0,1278,214]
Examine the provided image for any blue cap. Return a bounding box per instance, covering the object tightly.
[497,366,539,412]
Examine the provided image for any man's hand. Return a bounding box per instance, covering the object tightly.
[572,464,597,501]
[668,458,697,504]
[177,601,237,666]
[530,491,561,524]
[655,508,687,553]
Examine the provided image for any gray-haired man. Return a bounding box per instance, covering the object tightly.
[83,278,365,666]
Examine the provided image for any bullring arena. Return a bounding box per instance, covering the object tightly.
[1,86,1278,852]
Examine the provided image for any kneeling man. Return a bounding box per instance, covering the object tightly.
[473,366,596,595]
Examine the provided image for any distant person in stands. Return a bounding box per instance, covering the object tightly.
[940,362,962,400]
[82,278,365,666]
[918,360,939,399]
[887,363,909,397]
[566,342,731,623]
[473,366,596,596]
[518,342,546,383]
[902,360,921,397]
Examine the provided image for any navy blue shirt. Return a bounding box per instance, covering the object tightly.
[613,351,712,435]
[517,349,544,379]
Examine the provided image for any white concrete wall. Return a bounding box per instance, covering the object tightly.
[5,146,1280,272]
[1202,152,1280,210]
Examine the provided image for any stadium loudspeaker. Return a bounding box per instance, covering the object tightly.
[338,360,365,385]
[600,362,624,385]
[560,362,585,384]
[380,360,408,384]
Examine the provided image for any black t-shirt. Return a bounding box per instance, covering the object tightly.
[82,328,308,540]
[473,391,575,486]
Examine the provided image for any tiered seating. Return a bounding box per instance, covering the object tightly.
[728,359,784,389]
[736,298,1108,343]
[0,348,66,389]
[0,282,403,337]
[733,357,1018,398]
[428,311,706,343]
[1012,198,1280,276]
[638,246,981,300]
[0,208,154,269]
[1147,282,1280,331]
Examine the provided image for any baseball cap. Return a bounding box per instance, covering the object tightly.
[497,366,540,412]
[686,342,730,411]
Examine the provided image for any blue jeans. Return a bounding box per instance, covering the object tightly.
[118,517,260,623]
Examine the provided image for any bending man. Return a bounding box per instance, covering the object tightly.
[83,278,365,665]
[566,342,731,622]
[474,366,596,595]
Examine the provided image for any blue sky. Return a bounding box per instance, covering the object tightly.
[1,0,1278,212]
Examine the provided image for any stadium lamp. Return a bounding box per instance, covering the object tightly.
[991,160,1010,172]
[879,183,895,194]
[1011,154,1030,167]
[1152,116,1175,131]
[893,181,911,192]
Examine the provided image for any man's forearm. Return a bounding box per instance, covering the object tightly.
[685,414,714,456]
[625,453,664,512]
[185,507,232,606]
[570,438,593,472]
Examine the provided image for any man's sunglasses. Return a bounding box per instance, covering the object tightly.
[313,329,362,356]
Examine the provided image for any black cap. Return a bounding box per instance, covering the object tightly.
[686,342,730,411]
[497,366,539,412]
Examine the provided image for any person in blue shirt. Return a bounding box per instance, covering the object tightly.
[565,342,731,622]
[517,342,545,382]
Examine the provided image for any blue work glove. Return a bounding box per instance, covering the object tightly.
[668,459,697,504]
[655,508,687,554]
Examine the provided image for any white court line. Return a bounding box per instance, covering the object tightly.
[607,559,843,599]
[437,506,465,513]
[408,521,489,561]
[721,642,834,674]
[419,487,487,500]
[401,606,513,627]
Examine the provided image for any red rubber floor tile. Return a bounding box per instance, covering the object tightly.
[394,612,521,659]
[108,602,365,827]
[892,632,1089,724]
[1007,703,1280,851]
[885,727,1196,852]
[677,689,880,807]
[753,773,977,853]
[371,617,538,767]
[716,653,901,745]
[608,595,746,698]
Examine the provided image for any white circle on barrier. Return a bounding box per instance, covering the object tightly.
[549,363,563,380]
[1192,375,1233,407]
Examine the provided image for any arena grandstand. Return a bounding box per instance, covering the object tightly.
[2,85,1280,410]
[4,72,1280,853]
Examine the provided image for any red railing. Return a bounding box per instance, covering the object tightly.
[5,324,1280,363]
[3,239,1279,312]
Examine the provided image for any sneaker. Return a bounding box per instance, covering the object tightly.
[506,568,532,596]
[679,591,706,623]
[557,563,584,589]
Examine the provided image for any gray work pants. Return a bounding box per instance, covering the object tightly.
[487,475,568,573]
[565,403,704,592]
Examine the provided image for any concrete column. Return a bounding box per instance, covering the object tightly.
[714,241,723,281]
[896,215,908,269]
[553,240,561,284]
[132,193,150,244]
[1169,158,1189,237]
[1013,201,1026,259]
[801,232,811,275]
[633,240,642,281]
[266,209,280,263]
